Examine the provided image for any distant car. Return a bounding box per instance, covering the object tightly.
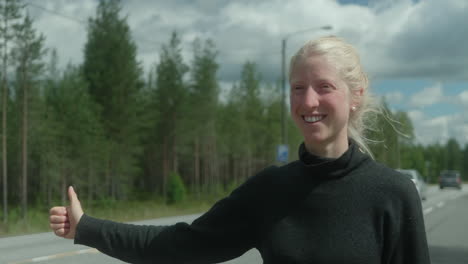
[396,169,427,200]
[439,170,462,190]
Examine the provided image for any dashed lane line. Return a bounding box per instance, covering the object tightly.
[424,207,434,215]
[7,248,98,264]
[422,191,468,215]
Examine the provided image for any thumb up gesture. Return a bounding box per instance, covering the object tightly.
[49,186,84,239]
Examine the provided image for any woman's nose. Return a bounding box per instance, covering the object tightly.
[303,87,319,108]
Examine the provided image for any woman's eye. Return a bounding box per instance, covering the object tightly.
[294,86,303,90]
[321,84,331,89]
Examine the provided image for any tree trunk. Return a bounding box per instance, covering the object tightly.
[87,165,93,206]
[162,138,168,201]
[21,80,28,221]
[47,177,52,208]
[173,136,178,174]
[194,137,200,197]
[61,166,66,204]
[209,125,218,190]
[208,139,215,192]
[2,76,7,223]
[1,31,7,223]
[247,148,252,178]
[172,111,178,175]
[203,145,209,193]
[111,157,116,200]
[2,8,9,223]
[105,153,111,198]
[232,154,238,186]
[211,134,219,190]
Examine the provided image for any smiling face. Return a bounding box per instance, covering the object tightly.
[290,54,352,156]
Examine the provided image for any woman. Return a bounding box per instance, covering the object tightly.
[50,36,430,263]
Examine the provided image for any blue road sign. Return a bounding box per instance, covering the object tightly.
[277,144,289,163]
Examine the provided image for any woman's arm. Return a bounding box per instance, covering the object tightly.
[73,192,258,264]
[50,166,281,264]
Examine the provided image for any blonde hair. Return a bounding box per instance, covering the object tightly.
[289,35,379,158]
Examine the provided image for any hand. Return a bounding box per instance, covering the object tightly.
[49,186,84,239]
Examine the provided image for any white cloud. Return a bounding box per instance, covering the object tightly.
[383,91,404,104]
[218,80,234,104]
[411,113,447,145]
[404,85,468,145]
[407,109,424,122]
[409,83,443,108]
[458,90,468,105]
[27,0,96,69]
[408,111,467,146]
[24,0,468,82]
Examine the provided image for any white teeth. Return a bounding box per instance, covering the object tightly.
[304,115,325,123]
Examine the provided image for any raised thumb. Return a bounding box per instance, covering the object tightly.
[68,186,80,206]
[67,186,84,221]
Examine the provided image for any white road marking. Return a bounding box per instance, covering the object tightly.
[422,188,468,215]
[423,207,433,215]
[77,249,94,254]
[8,248,98,264]
[31,256,53,262]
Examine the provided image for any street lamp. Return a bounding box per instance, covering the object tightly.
[280,25,333,148]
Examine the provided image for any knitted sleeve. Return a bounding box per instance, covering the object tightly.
[74,166,278,264]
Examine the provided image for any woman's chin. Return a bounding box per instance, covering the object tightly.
[303,134,328,145]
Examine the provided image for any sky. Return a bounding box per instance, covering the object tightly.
[24,0,468,146]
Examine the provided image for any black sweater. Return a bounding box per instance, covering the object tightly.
[75,142,431,264]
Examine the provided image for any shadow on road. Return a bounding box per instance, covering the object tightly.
[430,245,468,264]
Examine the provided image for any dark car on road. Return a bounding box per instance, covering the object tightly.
[439,170,462,190]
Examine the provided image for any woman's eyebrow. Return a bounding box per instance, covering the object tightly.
[310,75,332,82]
[314,78,336,85]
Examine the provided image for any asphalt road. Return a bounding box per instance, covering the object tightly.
[1,184,467,264]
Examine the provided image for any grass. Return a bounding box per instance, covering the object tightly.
[0,192,227,238]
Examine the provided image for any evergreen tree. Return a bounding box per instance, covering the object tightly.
[260,83,283,163]
[154,31,188,200]
[139,64,161,195]
[401,144,425,177]
[187,38,219,194]
[231,62,263,178]
[394,111,415,168]
[29,48,58,207]
[424,143,445,183]
[217,82,244,184]
[41,64,105,205]
[83,0,143,199]
[0,0,22,223]
[37,50,61,206]
[11,13,46,220]
[166,171,186,204]
[445,138,462,171]
[462,144,468,181]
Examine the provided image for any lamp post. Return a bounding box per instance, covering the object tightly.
[280,25,332,148]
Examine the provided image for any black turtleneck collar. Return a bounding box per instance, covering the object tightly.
[297,140,369,180]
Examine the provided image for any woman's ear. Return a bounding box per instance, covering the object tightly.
[351,87,364,108]
[354,87,364,97]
